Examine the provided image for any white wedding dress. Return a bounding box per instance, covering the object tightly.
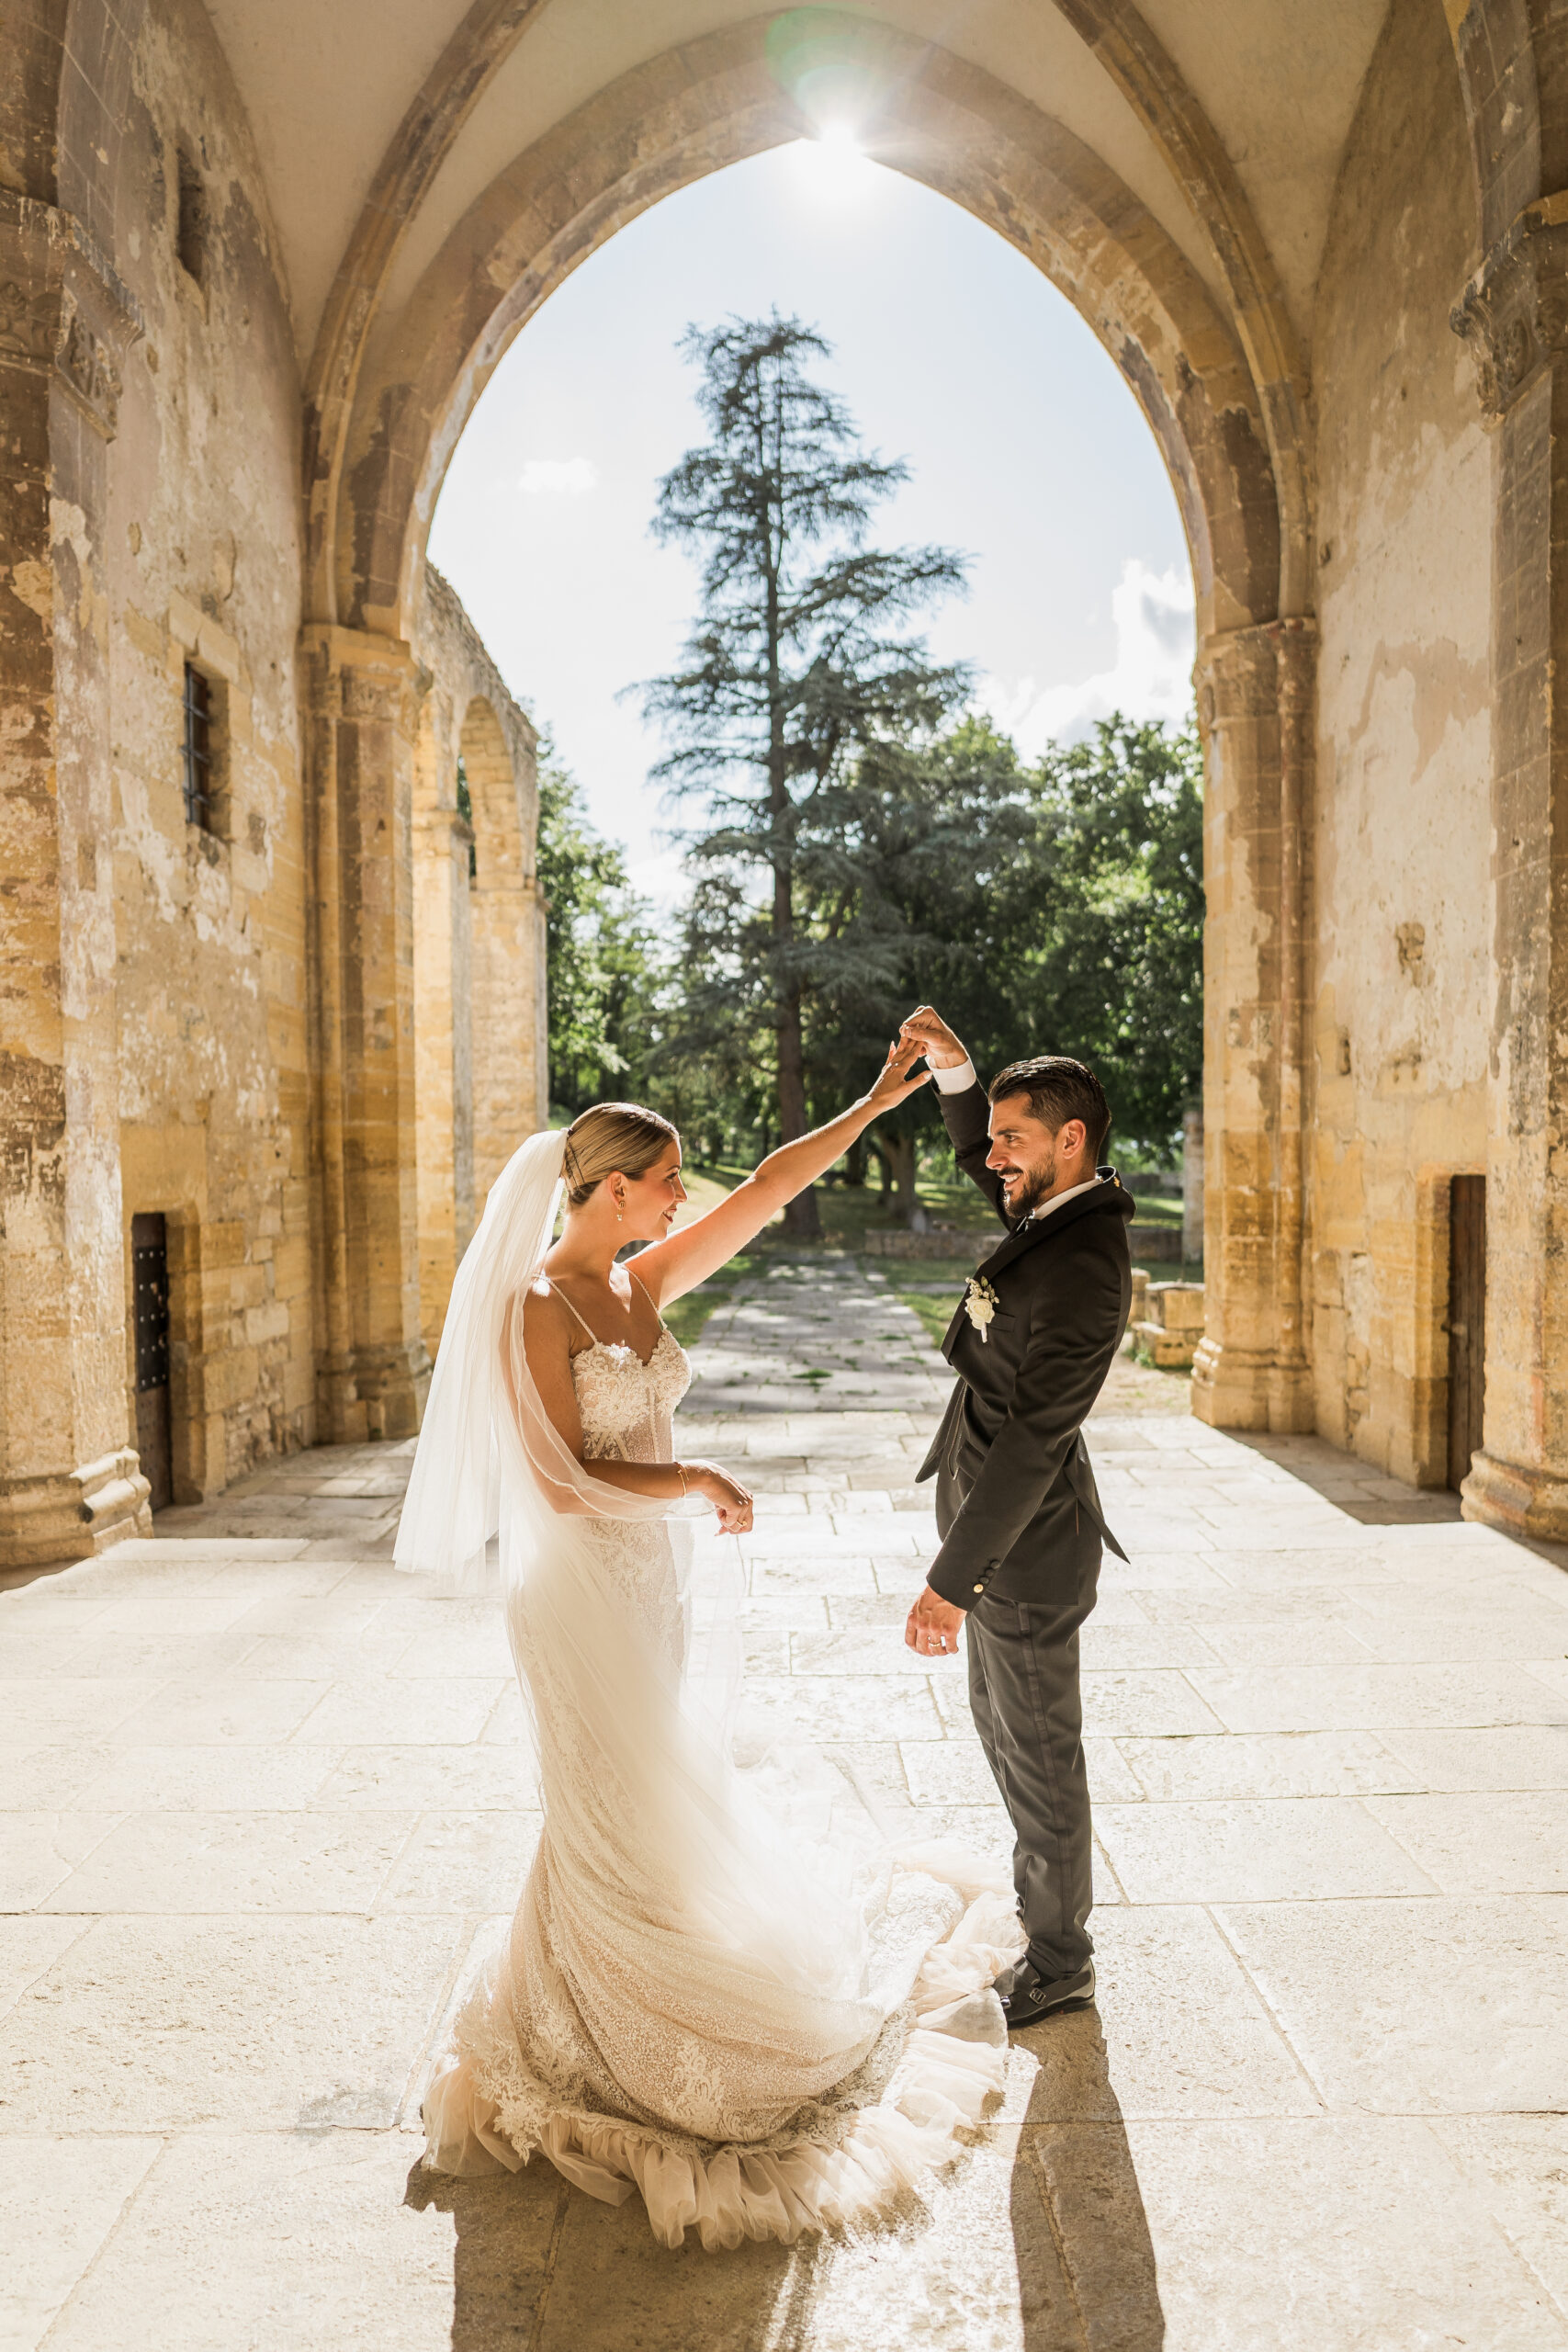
[397,1131,1023,2252]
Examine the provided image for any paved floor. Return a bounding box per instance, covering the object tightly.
[4,1252,1568,2349]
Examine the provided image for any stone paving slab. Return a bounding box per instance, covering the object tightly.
[3,1250,1566,2347]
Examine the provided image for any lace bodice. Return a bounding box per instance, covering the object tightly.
[570,1328,690,1464]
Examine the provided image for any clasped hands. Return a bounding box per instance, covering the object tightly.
[682,1461,754,1534]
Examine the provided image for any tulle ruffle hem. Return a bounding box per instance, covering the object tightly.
[420,1876,1025,2251]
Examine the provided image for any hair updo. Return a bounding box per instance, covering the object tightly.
[560,1102,679,1209]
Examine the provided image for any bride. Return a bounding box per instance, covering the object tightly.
[394,1040,1022,2250]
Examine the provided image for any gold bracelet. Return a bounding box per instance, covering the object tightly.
[675,1463,688,1498]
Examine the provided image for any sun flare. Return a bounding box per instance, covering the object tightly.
[790,124,873,200]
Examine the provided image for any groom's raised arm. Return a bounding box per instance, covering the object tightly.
[933,1070,1011,1226]
[899,1005,1013,1227]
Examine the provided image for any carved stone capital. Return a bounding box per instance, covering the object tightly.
[0,189,141,439]
[1451,191,1568,423]
[299,624,426,735]
[1193,615,1318,729]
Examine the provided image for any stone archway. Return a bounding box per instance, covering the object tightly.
[303,14,1320,1443]
[408,570,543,1357]
[457,695,547,1214]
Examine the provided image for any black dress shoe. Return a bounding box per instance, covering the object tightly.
[998,1957,1096,2028]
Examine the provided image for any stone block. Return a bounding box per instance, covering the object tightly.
[243,1299,290,1345]
[1131,1318,1201,1369]
[1149,1282,1207,1332]
[37,2131,483,2352]
[0,1915,464,2131]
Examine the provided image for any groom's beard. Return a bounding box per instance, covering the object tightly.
[1000,1148,1056,1219]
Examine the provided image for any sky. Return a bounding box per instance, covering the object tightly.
[428,135,1194,906]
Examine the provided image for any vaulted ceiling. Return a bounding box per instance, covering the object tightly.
[201,0,1393,374]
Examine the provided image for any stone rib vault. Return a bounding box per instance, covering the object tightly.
[4,1259,1566,2349]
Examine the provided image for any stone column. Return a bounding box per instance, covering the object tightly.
[299,626,432,1442]
[0,193,149,1566]
[412,797,475,1354]
[1451,196,1568,1538]
[1182,1102,1205,1266]
[1190,616,1316,1433]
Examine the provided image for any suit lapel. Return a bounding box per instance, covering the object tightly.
[976,1217,1049,1284]
[942,1178,1133,1360]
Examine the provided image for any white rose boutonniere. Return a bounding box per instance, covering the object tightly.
[963,1274,1000,1341]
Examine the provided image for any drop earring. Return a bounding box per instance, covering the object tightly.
[615,1192,625,1222]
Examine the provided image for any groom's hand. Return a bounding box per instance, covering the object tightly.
[906,1583,966,1657]
[864,1033,934,1114]
[900,1005,969,1072]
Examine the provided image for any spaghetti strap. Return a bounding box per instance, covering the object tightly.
[626,1266,667,1329]
[546,1278,599,1345]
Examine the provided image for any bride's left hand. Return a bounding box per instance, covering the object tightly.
[689,1463,755,1534]
[864,1034,934,1115]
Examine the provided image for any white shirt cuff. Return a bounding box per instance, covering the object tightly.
[932,1056,978,1094]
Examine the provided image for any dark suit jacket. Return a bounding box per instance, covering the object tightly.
[917,1080,1135,1610]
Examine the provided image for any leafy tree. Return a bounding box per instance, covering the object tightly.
[1019,715,1204,1159]
[642,313,970,1235]
[793,710,1203,1184]
[794,715,1034,1217]
[534,741,668,1119]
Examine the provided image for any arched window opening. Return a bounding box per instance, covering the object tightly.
[456,754,477,879]
[175,149,206,283]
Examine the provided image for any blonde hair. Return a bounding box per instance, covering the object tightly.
[561,1102,679,1209]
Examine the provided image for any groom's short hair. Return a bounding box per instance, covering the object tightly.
[988,1057,1111,1159]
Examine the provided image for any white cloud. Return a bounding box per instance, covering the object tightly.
[979,559,1196,755]
[518,458,598,496]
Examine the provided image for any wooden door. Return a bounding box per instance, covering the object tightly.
[1447,1175,1486,1492]
[132,1212,173,1513]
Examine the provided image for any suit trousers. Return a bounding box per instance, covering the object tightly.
[964,1531,1100,1979]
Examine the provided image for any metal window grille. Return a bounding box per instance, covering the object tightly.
[181,662,213,830]
[131,1213,171,1393]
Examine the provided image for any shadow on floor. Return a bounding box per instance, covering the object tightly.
[1224,1428,1463,1526]
[405,2006,1164,2351]
[406,2157,829,2352]
[1225,1428,1568,1571]
[1013,2006,1166,2352]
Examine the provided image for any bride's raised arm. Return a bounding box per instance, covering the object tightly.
[634,1035,933,1306]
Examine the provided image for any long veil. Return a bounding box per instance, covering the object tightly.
[391,1125,1022,2250]
[393,1123,736,1736]
[394,1125,699,1592]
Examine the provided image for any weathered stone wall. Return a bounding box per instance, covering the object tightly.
[0,1,545,1519]
[106,0,310,1499]
[410,566,543,1352]
[1309,0,1492,1486]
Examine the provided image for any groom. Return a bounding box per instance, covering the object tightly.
[898,1007,1134,2029]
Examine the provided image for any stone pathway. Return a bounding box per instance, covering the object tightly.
[4,1253,1567,2348]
